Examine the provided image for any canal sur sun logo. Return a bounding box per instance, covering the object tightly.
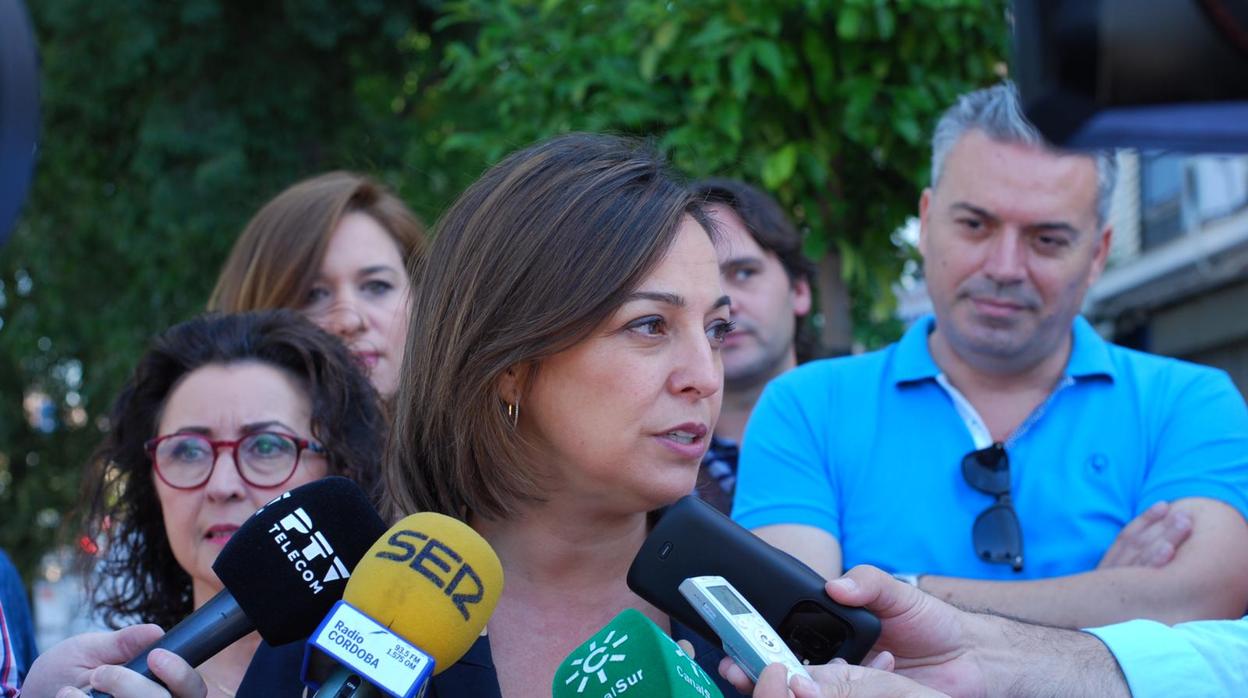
[562,629,634,695]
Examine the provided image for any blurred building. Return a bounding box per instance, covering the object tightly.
[34,547,111,651]
[1087,152,1248,399]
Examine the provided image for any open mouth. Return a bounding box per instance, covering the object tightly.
[205,526,238,543]
[353,352,381,368]
[664,430,701,445]
[658,422,708,445]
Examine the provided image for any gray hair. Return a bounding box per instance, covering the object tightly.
[930,82,1117,227]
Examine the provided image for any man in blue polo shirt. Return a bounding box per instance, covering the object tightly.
[732,83,1248,628]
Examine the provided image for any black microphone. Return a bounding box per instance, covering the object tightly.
[92,476,385,697]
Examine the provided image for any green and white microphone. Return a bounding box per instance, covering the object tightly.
[552,609,723,698]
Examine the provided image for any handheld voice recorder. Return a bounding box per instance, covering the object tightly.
[679,575,812,684]
[628,496,880,665]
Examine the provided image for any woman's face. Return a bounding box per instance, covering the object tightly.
[303,212,412,399]
[521,217,730,512]
[152,362,328,605]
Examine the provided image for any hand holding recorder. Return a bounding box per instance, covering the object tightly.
[628,497,880,666]
[680,575,811,686]
[716,565,964,697]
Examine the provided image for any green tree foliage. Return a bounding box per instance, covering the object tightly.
[0,0,437,578]
[428,0,1007,347]
[0,0,1008,578]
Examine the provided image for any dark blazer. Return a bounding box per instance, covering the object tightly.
[237,619,735,697]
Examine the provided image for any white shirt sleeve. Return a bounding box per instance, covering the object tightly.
[1086,616,1248,698]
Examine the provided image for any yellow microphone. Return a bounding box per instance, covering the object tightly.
[302,513,504,696]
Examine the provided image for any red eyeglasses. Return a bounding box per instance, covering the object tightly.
[145,431,326,490]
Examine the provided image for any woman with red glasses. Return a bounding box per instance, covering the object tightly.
[72,309,384,698]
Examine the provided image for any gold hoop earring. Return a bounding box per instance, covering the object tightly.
[506,401,519,428]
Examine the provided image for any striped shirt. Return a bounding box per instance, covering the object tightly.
[0,601,18,698]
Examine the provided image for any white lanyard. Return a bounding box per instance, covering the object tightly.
[935,373,994,449]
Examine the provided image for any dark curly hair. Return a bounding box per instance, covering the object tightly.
[78,310,385,630]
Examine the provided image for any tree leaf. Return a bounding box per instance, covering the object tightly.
[836,6,863,40]
[730,46,753,100]
[762,143,798,189]
[751,39,784,81]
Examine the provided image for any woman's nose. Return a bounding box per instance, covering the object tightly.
[322,299,367,339]
[669,333,722,399]
[203,450,247,501]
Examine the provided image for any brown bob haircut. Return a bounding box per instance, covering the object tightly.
[383,133,710,522]
[208,171,427,313]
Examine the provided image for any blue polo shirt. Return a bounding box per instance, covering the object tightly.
[733,315,1248,579]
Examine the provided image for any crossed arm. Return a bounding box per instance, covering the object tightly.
[754,497,1248,628]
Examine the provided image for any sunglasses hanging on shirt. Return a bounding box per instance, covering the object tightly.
[961,442,1024,572]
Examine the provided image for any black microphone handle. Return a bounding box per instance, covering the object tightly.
[90,590,253,698]
[311,667,386,698]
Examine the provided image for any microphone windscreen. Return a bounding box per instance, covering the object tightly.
[344,513,503,673]
[553,609,723,698]
[212,476,387,645]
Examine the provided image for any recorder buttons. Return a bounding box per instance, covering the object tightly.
[756,628,779,651]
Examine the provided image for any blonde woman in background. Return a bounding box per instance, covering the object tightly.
[210,171,427,400]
